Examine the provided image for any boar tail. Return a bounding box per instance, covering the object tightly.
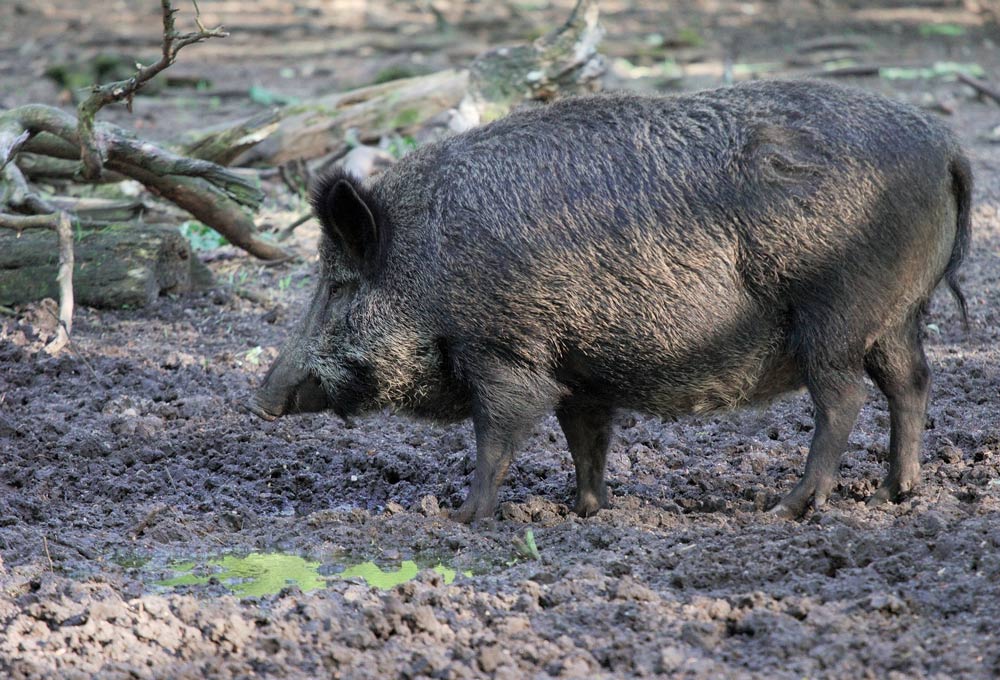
[945,154,972,329]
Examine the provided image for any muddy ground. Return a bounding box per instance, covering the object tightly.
[2,1,1000,678]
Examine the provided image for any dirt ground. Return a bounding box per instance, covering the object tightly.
[2,1,1000,678]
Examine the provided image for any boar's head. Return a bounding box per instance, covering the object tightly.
[250,170,397,422]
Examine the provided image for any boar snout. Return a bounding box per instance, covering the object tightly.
[250,353,329,420]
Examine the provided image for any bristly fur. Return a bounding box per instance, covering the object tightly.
[309,168,391,277]
[259,79,973,523]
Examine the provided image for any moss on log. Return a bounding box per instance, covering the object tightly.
[0,223,212,308]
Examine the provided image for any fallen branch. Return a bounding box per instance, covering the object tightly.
[182,109,281,165]
[1,161,57,215]
[0,129,29,172]
[193,0,605,166]
[461,0,604,125]
[0,1,285,260]
[47,196,146,222]
[0,212,64,232]
[15,153,125,183]
[45,212,74,355]
[1,104,286,259]
[810,63,881,78]
[276,213,312,242]
[5,105,260,206]
[229,68,470,166]
[794,35,871,53]
[957,72,1000,106]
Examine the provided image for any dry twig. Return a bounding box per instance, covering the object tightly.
[76,0,228,180]
[0,209,75,354]
[44,211,74,355]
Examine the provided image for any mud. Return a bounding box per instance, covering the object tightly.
[2,1,1000,678]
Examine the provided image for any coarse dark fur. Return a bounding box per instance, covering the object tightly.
[252,79,972,523]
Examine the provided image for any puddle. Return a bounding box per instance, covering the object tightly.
[151,552,471,596]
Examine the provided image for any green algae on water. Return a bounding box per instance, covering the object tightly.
[339,560,470,589]
[157,553,324,597]
[155,552,471,596]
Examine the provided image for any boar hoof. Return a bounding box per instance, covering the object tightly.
[767,501,802,520]
[450,506,475,524]
[769,473,836,519]
[573,491,608,518]
[866,480,917,507]
[245,401,279,421]
[450,497,496,524]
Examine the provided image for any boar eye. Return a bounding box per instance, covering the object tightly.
[327,280,353,302]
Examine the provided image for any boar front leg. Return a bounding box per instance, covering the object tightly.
[451,411,533,523]
[556,401,613,517]
[450,362,564,523]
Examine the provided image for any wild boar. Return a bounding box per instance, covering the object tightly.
[250,79,971,523]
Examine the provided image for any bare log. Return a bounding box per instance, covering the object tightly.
[460,0,604,125]
[232,69,470,166]
[0,223,211,309]
[182,109,281,165]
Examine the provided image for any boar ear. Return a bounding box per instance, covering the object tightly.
[311,171,382,273]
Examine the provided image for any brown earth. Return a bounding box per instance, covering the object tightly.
[2,1,1000,678]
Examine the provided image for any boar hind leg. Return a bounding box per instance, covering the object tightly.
[771,373,866,519]
[863,316,929,506]
[556,402,613,517]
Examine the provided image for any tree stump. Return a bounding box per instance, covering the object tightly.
[0,224,212,308]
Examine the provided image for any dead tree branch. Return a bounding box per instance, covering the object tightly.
[195,0,605,167]
[1,104,286,259]
[0,129,30,172]
[76,0,228,179]
[0,212,65,232]
[1,161,57,215]
[46,212,74,355]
